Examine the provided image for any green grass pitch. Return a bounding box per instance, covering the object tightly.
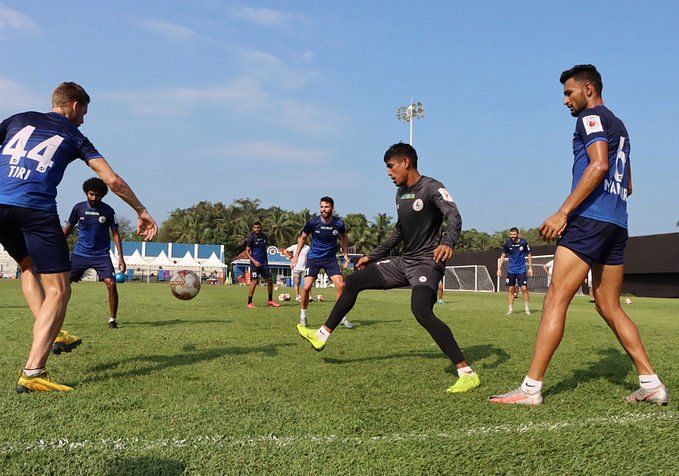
[0,280,677,474]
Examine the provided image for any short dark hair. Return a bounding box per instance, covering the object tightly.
[253,221,262,227]
[82,177,107,196]
[384,142,418,168]
[510,227,519,233]
[52,82,91,108]
[320,196,334,207]
[560,64,603,94]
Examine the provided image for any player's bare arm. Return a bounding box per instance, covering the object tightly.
[497,254,506,276]
[540,140,609,240]
[87,157,158,241]
[245,245,260,268]
[112,228,126,273]
[63,222,74,236]
[292,232,309,268]
[341,234,350,269]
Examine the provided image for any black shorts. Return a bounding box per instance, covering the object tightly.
[374,256,444,293]
[506,273,527,288]
[251,264,271,280]
[305,258,342,278]
[558,215,628,266]
[71,253,115,282]
[0,204,70,274]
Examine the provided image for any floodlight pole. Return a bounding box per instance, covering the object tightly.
[396,100,425,146]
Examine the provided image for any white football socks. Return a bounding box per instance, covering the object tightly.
[23,368,45,377]
[456,366,476,377]
[639,374,661,389]
[521,376,543,394]
[300,309,307,319]
[317,326,331,342]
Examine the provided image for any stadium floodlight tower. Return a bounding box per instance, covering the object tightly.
[396,100,425,145]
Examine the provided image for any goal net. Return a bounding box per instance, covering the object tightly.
[497,254,554,294]
[444,265,495,292]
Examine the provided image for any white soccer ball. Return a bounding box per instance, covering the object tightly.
[625,297,633,305]
[278,293,291,302]
[316,294,325,302]
[170,270,201,300]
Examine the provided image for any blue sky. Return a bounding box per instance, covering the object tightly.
[1,1,677,236]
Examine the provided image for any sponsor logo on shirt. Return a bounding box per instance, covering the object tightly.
[401,193,416,200]
[583,115,603,134]
[413,199,424,211]
[438,188,454,202]
[85,210,99,216]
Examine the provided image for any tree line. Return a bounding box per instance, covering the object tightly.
[151,198,550,260]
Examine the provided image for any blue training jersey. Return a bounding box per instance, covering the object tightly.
[503,238,531,274]
[304,215,346,261]
[69,201,118,258]
[0,111,103,212]
[571,105,630,228]
[246,232,269,265]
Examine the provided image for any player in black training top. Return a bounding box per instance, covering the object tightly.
[296,143,480,394]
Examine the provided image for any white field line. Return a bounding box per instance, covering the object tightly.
[1,411,675,453]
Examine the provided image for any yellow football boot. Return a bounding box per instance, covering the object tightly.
[16,371,73,393]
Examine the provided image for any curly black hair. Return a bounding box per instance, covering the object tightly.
[82,177,108,197]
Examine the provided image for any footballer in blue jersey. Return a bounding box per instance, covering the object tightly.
[0,82,158,393]
[292,196,351,327]
[491,65,667,406]
[497,228,533,315]
[63,178,126,329]
[244,222,280,308]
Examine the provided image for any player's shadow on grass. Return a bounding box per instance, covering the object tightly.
[108,456,185,476]
[353,319,401,327]
[544,348,633,397]
[322,344,510,372]
[125,319,229,327]
[82,343,293,384]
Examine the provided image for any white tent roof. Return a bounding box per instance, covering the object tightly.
[177,251,201,267]
[201,252,227,268]
[151,250,173,266]
[126,249,149,266]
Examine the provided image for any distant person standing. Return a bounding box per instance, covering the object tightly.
[283,242,313,304]
[64,177,126,329]
[244,222,280,309]
[497,228,534,315]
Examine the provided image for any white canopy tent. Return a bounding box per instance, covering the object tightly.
[177,251,201,268]
[201,252,227,269]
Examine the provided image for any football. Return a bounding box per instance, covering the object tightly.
[170,270,201,300]
[115,272,127,283]
[316,294,325,302]
[278,293,291,302]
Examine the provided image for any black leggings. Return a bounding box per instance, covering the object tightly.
[324,266,467,365]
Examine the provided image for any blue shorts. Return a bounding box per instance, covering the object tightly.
[305,258,342,278]
[558,215,628,266]
[71,253,115,282]
[251,264,271,280]
[0,204,70,274]
[506,272,527,288]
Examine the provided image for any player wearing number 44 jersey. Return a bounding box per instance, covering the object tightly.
[0,82,158,393]
[296,143,479,394]
[490,65,668,406]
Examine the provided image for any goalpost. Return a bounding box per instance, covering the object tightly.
[444,265,495,292]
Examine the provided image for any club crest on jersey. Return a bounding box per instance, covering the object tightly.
[583,115,603,134]
[98,216,107,224]
[332,229,339,235]
[437,188,454,202]
[413,199,424,211]
[519,246,524,251]
[418,276,427,283]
